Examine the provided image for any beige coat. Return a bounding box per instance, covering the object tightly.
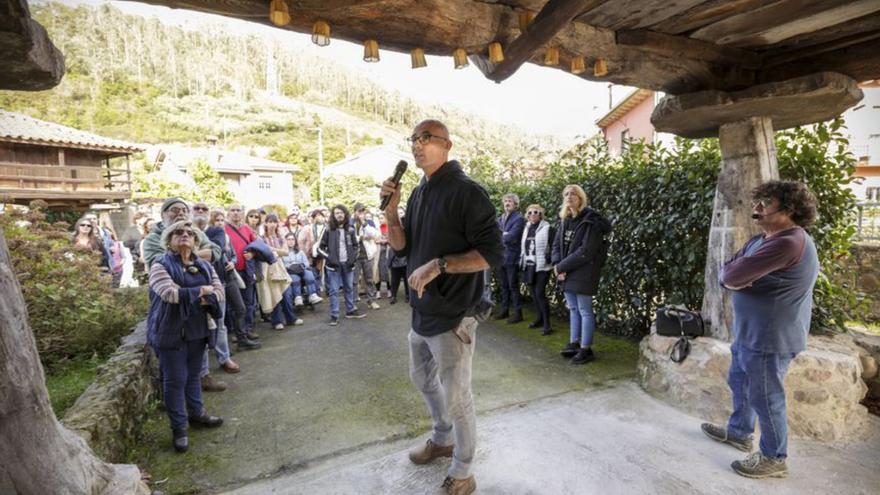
[256,260,291,312]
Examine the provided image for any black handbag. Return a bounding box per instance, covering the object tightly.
[287,263,305,276]
[655,306,704,338]
[522,262,537,285]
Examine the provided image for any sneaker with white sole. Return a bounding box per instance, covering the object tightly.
[294,295,304,307]
[329,316,339,326]
[293,318,304,326]
[273,323,284,330]
[731,451,788,479]
[309,293,323,304]
[369,301,381,310]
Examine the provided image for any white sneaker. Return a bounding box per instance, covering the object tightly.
[369,301,381,310]
[294,295,304,307]
[273,323,284,330]
[293,318,304,326]
[309,293,323,304]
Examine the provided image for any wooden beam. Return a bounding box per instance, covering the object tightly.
[691,0,880,47]
[488,0,607,83]
[757,10,880,52]
[0,0,65,91]
[616,29,761,68]
[649,0,774,35]
[758,39,880,84]
[577,0,706,31]
[763,29,880,67]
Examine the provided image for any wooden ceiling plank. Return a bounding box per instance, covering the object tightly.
[575,0,706,31]
[649,0,775,35]
[759,39,880,84]
[691,0,880,47]
[488,0,608,83]
[757,10,880,52]
[764,29,880,67]
[616,30,761,68]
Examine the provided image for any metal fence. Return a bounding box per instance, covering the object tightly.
[856,202,880,241]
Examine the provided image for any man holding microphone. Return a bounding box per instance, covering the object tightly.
[381,119,502,495]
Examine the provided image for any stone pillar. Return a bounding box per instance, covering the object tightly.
[701,117,779,340]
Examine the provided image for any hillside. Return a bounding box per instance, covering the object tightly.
[0,2,556,192]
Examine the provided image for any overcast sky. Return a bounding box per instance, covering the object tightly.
[50,0,637,141]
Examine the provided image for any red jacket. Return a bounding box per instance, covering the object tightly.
[225,223,257,271]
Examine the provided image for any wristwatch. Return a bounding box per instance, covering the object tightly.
[437,257,447,274]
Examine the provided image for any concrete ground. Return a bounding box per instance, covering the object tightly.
[223,384,880,495]
[135,301,880,494]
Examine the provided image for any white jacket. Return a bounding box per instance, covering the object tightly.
[356,222,379,260]
[520,220,552,272]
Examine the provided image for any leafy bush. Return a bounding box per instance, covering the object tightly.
[480,120,861,338]
[0,202,148,369]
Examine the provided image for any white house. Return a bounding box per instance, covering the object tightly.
[842,84,880,202]
[151,143,299,209]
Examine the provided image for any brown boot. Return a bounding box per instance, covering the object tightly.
[434,475,476,495]
[408,439,454,465]
[200,374,227,392]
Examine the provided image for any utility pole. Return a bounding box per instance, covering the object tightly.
[312,127,324,204]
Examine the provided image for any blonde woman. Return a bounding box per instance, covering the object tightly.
[519,204,554,335]
[551,185,612,365]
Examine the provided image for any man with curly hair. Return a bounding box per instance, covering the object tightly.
[701,180,819,479]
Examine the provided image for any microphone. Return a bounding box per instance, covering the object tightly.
[380,160,408,210]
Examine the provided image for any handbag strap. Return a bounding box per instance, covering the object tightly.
[227,223,250,246]
[670,336,691,363]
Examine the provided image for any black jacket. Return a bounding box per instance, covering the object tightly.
[551,207,612,295]
[400,161,503,336]
[318,225,358,270]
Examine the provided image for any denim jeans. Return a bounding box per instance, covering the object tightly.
[201,303,231,378]
[326,265,355,318]
[291,270,318,297]
[563,291,595,347]
[158,338,207,431]
[726,344,797,459]
[496,264,522,312]
[408,317,478,479]
[271,285,299,326]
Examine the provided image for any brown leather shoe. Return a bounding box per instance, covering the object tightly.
[434,475,476,495]
[408,439,454,465]
[200,374,227,392]
[220,360,240,374]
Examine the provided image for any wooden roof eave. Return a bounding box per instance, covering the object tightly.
[0,137,142,157]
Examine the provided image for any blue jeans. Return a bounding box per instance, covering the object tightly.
[563,292,595,347]
[292,270,317,297]
[727,344,797,459]
[271,285,299,325]
[327,265,355,318]
[158,338,207,431]
[201,303,231,378]
[496,264,522,312]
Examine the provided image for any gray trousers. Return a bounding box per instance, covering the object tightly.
[408,317,478,479]
[353,257,377,303]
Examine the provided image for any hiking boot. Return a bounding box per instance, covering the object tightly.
[345,309,366,319]
[731,452,788,479]
[246,331,260,340]
[434,475,476,495]
[294,295,304,307]
[701,423,753,452]
[560,342,580,358]
[189,412,224,428]
[369,301,381,310]
[528,320,543,329]
[507,311,523,324]
[172,428,188,453]
[493,309,509,320]
[408,439,454,465]
[571,347,595,365]
[200,374,227,392]
[237,337,262,351]
[329,316,339,326]
[309,293,323,305]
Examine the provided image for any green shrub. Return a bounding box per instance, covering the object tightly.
[0,202,148,369]
[480,120,861,338]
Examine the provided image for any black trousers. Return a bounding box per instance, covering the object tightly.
[529,270,552,330]
[224,280,248,340]
[390,266,409,300]
[496,264,522,312]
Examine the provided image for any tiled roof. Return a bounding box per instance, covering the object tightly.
[595,89,654,129]
[0,110,143,154]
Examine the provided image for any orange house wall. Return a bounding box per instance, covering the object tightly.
[601,95,656,155]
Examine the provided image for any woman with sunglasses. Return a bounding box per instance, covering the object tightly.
[71,216,111,271]
[245,209,263,237]
[148,220,226,453]
[520,204,554,335]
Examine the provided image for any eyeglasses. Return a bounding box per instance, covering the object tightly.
[172,229,194,237]
[248,214,260,218]
[78,223,91,227]
[752,199,773,209]
[228,208,242,212]
[167,206,189,215]
[193,206,208,211]
[527,210,542,215]
[408,133,448,146]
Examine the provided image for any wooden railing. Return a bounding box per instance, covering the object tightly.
[0,161,131,192]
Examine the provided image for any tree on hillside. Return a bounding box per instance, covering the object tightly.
[187,159,236,205]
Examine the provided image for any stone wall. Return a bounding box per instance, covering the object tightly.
[846,242,880,320]
[852,331,880,400]
[638,332,871,442]
[62,321,156,462]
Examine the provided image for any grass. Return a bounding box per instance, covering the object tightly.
[44,355,104,417]
[848,320,880,336]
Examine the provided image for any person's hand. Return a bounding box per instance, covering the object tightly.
[225,261,235,272]
[408,258,441,299]
[199,285,213,297]
[380,179,402,213]
[557,272,566,281]
[243,251,254,261]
